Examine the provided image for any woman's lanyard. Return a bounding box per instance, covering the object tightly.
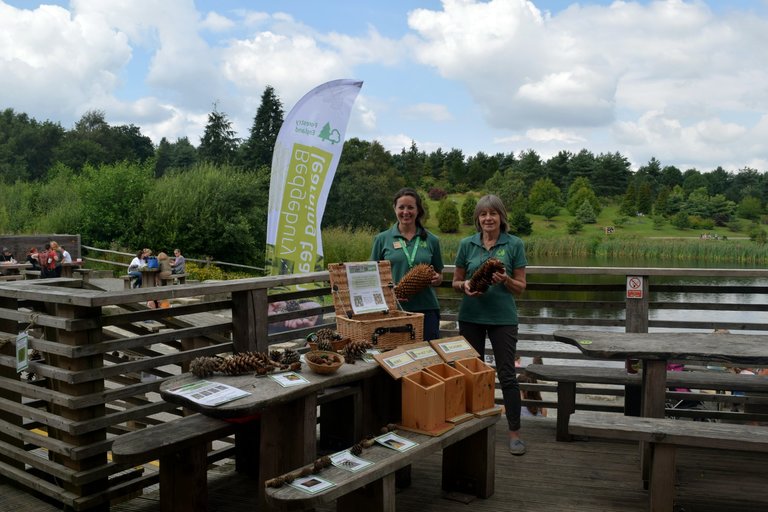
[400,238,419,268]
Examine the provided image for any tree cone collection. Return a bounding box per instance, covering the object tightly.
[394,263,434,301]
[190,351,301,378]
[468,258,505,293]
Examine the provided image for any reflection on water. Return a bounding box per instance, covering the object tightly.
[442,256,768,334]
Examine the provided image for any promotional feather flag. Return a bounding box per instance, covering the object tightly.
[265,79,363,278]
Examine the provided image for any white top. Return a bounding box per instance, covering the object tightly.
[62,250,72,263]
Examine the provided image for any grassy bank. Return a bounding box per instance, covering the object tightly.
[321,227,768,267]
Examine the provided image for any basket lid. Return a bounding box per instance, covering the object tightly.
[328,261,398,317]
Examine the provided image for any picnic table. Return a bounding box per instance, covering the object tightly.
[553,329,768,487]
[61,260,83,278]
[156,360,387,511]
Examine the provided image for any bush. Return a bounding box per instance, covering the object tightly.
[567,219,583,234]
[437,199,460,233]
[461,196,477,225]
[509,208,533,236]
[428,187,448,200]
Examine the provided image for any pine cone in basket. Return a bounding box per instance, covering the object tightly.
[468,258,505,293]
[394,263,434,301]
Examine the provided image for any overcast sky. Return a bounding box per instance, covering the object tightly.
[2,0,768,173]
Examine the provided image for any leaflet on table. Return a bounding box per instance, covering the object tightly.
[269,371,310,388]
[289,475,335,494]
[345,261,387,315]
[330,450,373,472]
[376,432,417,452]
[167,380,250,406]
[361,348,381,363]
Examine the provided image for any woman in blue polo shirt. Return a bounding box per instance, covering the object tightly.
[370,188,444,340]
[452,194,528,455]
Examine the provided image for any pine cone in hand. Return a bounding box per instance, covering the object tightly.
[468,258,505,293]
[394,263,435,301]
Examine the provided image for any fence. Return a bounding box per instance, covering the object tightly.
[0,266,767,509]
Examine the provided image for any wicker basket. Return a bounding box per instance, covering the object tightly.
[328,261,424,351]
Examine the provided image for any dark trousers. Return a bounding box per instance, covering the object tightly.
[459,322,521,431]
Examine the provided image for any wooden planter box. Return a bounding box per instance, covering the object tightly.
[455,357,497,413]
[329,261,424,350]
[424,362,472,423]
[401,370,451,435]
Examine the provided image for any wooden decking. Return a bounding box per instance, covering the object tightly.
[2,416,765,512]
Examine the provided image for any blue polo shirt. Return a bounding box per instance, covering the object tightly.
[370,224,444,312]
[455,232,527,325]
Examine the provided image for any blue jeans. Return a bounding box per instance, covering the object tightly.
[128,271,142,288]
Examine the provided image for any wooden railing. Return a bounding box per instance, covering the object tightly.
[1,266,767,509]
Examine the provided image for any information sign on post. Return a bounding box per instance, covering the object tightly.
[626,275,644,299]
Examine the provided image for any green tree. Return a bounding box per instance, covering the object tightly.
[508,207,533,236]
[198,103,239,166]
[141,164,268,264]
[437,199,460,233]
[239,85,284,170]
[485,171,527,213]
[566,177,601,216]
[154,137,173,178]
[737,196,762,221]
[593,152,631,198]
[575,199,597,224]
[540,201,560,221]
[324,138,402,230]
[169,137,197,169]
[528,177,562,215]
[78,161,153,246]
[0,108,64,182]
[461,195,477,225]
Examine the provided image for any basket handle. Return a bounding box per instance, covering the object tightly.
[371,324,415,345]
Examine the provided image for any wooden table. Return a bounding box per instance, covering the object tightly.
[160,360,387,511]
[0,262,31,276]
[553,330,768,419]
[139,267,159,288]
[553,329,768,482]
[61,260,83,278]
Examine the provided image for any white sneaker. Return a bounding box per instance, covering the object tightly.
[509,439,526,455]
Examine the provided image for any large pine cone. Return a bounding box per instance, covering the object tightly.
[468,258,505,293]
[394,263,434,301]
[190,356,222,378]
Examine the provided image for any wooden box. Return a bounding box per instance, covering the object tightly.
[374,342,453,435]
[424,362,472,423]
[455,357,497,414]
[328,261,424,350]
[402,370,447,433]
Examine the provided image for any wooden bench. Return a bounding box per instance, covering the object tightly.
[525,363,768,441]
[111,385,363,512]
[111,413,248,512]
[569,411,768,512]
[265,414,499,512]
[122,274,135,289]
[23,269,41,279]
[72,267,92,283]
[160,273,187,285]
[0,273,24,281]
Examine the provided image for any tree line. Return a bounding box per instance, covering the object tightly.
[1,85,767,265]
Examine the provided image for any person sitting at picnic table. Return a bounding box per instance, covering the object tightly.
[61,246,72,263]
[0,247,16,263]
[26,247,41,271]
[157,252,172,279]
[127,249,145,288]
[171,248,186,274]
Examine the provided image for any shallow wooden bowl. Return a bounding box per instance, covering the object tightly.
[305,350,344,375]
